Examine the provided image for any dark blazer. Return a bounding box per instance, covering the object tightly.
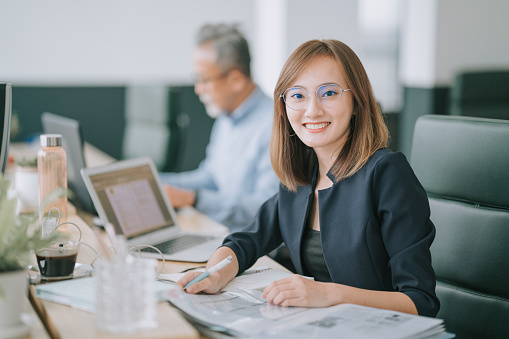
[222,148,440,317]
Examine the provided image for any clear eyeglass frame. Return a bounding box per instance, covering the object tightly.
[280,83,351,110]
[193,69,232,85]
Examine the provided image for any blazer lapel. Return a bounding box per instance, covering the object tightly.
[285,164,317,274]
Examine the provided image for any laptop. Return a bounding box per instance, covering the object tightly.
[80,157,224,262]
[41,112,96,214]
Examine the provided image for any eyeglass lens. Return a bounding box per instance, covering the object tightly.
[283,84,344,110]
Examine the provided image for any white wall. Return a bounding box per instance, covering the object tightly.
[1,0,361,96]
[358,0,402,112]
[0,0,254,85]
[253,0,287,98]
[435,0,509,86]
[400,0,509,88]
[254,0,359,98]
[6,0,507,109]
[399,0,438,88]
[285,0,359,55]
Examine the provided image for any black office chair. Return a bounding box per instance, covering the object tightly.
[449,70,509,120]
[122,85,214,173]
[164,86,214,173]
[410,115,509,338]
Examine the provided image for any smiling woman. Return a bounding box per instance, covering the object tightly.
[282,58,355,167]
[176,39,440,319]
[272,40,388,191]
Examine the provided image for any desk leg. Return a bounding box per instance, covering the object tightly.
[28,286,61,339]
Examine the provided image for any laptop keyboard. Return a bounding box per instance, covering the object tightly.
[141,234,214,255]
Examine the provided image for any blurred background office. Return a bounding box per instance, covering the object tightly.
[1,0,509,167]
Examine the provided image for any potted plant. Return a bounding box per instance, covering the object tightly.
[0,174,62,334]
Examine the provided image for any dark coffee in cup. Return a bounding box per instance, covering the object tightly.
[36,241,80,277]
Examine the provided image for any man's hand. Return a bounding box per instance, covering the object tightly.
[163,185,196,208]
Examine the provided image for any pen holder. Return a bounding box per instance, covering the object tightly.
[94,255,158,333]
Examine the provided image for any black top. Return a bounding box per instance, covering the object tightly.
[222,148,440,317]
[301,228,332,282]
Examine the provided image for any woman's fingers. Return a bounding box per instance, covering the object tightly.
[261,275,329,307]
[175,271,202,290]
[185,276,212,294]
[261,275,295,296]
[262,276,299,305]
[176,271,222,294]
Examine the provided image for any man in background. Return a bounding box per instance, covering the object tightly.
[160,23,279,231]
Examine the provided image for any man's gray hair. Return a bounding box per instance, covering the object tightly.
[197,23,251,78]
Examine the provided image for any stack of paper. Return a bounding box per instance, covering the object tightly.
[164,288,452,339]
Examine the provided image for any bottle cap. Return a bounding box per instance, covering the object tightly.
[40,134,62,147]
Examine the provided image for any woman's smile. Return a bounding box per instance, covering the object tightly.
[303,122,331,132]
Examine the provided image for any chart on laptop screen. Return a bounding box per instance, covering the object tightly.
[89,164,175,237]
[105,179,165,235]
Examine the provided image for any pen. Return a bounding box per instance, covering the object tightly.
[184,255,233,289]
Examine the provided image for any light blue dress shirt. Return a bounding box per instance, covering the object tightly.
[159,86,279,231]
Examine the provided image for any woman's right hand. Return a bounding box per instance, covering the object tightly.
[176,270,224,294]
[176,246,239,294]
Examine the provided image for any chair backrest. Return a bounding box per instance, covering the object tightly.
[449,70,509,120]
[122,85,214,172]
[410,115,509,338]
[164,86,214,173]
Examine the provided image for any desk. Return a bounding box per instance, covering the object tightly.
[8,142,288,338]
[27,208,288,339]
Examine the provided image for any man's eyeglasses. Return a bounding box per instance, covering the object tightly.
[280,83,351,110]
[193,70,231,85]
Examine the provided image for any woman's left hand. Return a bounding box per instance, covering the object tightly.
[261,275,339,308]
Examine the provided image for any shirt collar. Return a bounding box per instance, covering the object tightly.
[227,86,265,123]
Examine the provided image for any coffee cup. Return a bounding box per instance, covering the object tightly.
[36,241,80,277]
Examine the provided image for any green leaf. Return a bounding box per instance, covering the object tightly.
[0,175,67,297]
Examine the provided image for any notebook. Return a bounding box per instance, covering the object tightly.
[41,112,95,213]
[80,157,224,262]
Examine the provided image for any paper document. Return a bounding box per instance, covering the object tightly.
[35,276,96,312]
[164,287,447,338]
[158,266,293,292]
[35,276,174,313]
[222,268,295,292]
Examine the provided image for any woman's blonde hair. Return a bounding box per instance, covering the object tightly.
[271,39,388,191]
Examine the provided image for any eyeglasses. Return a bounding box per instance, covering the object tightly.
[193,70,231,85]
[280,83,351,110]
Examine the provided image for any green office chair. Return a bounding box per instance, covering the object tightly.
[410,115,509,338]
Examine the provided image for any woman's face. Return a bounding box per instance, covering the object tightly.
[285,56,354,158]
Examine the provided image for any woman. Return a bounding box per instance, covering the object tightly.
[177,39,440,317]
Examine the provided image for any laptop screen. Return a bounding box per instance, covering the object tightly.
[87,164,176,238]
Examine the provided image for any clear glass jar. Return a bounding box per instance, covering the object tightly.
[95,255,158,333]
